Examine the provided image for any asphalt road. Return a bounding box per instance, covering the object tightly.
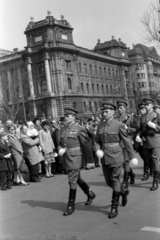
[0,153,160,240]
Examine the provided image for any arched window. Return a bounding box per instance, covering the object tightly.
[67,78,72,91]
[97,84,99,93]
[106,85,109,94]
[81,82,84,93]
[101,84,104,94]
[86,83,89,93]
[92,83,94,93]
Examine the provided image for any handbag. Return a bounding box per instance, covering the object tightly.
[20,160,29,174]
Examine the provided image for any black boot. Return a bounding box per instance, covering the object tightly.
[150,171,159,191]
[63,189,76,216]
[122,172,129,193]
[108,191,120,219]
[121,189,129,206]
[129,168,135,184]
[77,181,96,205]
[141,169,149,181]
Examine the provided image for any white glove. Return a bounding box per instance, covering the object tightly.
[135,135,142,143]
[96,150,104,159]
[53,152,58,158]
[124,124,128,130]
[131,158,138,166]
[58,148,66,156]
[147,121,156,129]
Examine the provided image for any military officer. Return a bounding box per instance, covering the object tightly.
[136,97,160,190]
[116,100,139,190]
[95,102,137,219]
[58,108,96,216]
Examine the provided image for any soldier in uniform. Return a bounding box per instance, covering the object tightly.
[136,97,160,190]
[95,102,137,219]
[116,100,139,190]
[58,108,96,216]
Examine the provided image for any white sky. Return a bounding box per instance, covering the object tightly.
[0,0,154,51]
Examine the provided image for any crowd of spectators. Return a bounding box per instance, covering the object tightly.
[0,115,102,191]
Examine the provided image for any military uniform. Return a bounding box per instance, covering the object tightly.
[116,100,139,189]
[58,108,95,216]
[139,98,160,190]
[95,102,136,218]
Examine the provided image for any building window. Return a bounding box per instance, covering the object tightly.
[73,102,76,109]
[78,63,81,72]
[83,102,87,111]
[84,63,87,74]
[108,68,110,76]
[112,69,114,77]
[130,101,132,108]
[104,67,106,76]
[37,62,45,74]
[95,65,97,75]
[106,85,109,94]
[86,83,89,93]
[97,84,99,93]
[89,102,92,111]
[110,85,113,93]
[81,82,84,93]
[92,83,95,93]
[116,70,118,78]
[67,78,72,91]
[90,65,92,74]
[101,84,104,94]
[65,60,71,71]
[99,67,102,76]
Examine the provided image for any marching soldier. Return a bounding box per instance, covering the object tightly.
[58,108,96,216]
[116,100,139,190]
[136,98,160,190]
[95,102,138,219]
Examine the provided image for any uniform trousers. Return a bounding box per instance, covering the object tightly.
[143,148,160,171]
[102,164,123,192]
[68,169,87,190]
[123,149,130,172]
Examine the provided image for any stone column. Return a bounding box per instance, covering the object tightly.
[7,70,12,102]
[44,58,52,93]
[27,57,35,99]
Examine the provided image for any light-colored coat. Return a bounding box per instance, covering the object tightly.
[39,129,55,153]
[20,133,40,166]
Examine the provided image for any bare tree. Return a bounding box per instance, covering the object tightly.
[0,60,28,122]
[141,0,160,51]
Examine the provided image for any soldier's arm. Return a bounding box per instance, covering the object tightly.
[127,115,140,134]
[119,124,136,160]
[94,125,102,151]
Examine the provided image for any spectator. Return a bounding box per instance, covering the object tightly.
[20,125,41,182]
[33,117,42,132]
[8,126,29,186]
[39,121,56,177]
[0,131,14,190]
[15,120,23,139]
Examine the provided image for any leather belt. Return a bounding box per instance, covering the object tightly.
[103,143,120,147]
[67,146,81,150]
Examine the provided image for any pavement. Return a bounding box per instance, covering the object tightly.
[0,153,160,240]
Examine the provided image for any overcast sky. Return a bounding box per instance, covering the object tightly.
[0,0,155,51]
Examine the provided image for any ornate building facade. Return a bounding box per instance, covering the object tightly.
[0,14,135,121]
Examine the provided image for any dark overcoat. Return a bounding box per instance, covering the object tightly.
[0,140,14,172]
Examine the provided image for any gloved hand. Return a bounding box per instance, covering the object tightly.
[96,150,104,159]
[58,148,66,156]
[124,124,128,130]
[131,158,138,165]
[135,135,142,143]
[147,121,156,129]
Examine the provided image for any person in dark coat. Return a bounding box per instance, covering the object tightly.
[58,108,96,216]
[0,131,14,190]
[95,102,138,219]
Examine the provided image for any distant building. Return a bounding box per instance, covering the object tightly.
[128,44,160,106]
[0,13,135,121]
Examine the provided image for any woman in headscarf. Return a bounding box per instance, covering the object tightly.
[8,126,29,186]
